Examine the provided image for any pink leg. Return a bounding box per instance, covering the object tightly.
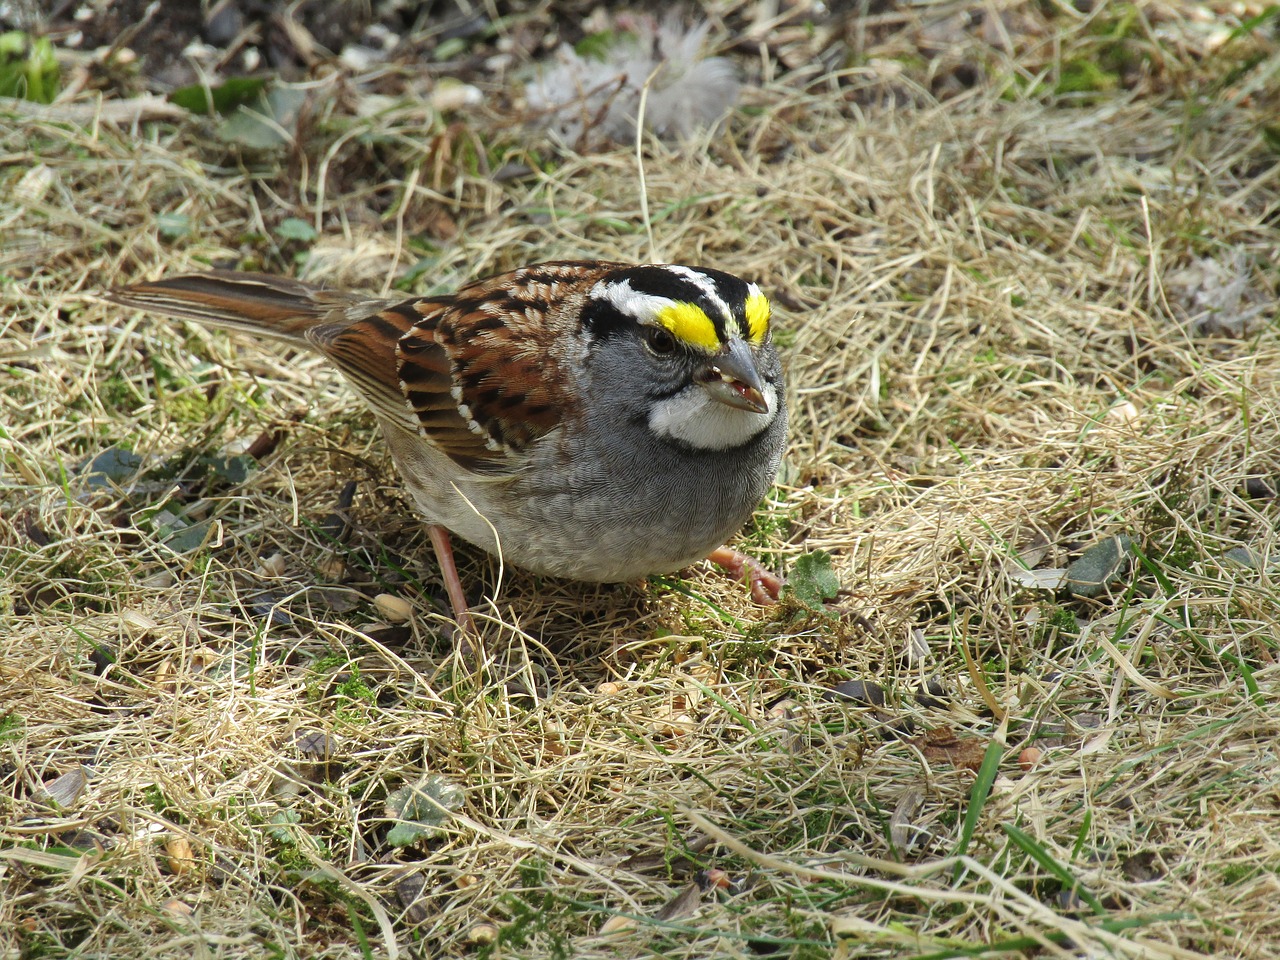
[706,546,784,604]
[428,524,476,645]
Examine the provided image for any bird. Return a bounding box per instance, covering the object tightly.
[106,260,788,650]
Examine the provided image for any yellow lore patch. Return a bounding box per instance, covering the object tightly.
[657,302,720,352]
[744,291,771,344]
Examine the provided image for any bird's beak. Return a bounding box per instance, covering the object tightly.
[695,338,770,414]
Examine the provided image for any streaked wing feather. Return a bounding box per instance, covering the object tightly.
[421,262,615,457]
[108,262,623,476]
[396,300,511,472]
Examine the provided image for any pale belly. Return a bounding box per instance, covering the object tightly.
[387,426,778,583]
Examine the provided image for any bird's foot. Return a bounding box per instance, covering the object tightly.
[706,546,784,604]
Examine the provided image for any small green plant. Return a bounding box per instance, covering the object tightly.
[1040,605,1080,641]
[743,485,792,549]
[1057,59,1120,96]
[0,711,24,743]
[787,550,840,607]
[0,32,58,103]
[492,860,574,956]
[385,776,463,847]
[306,658,379,721]
[141,784,183,820]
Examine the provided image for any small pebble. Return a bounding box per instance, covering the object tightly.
[14,165,55,206]
[1019,747,1043,770]
[655,713,693,737]
[1244,477,1276,499]
[143,570,175,589]
[597,681,622,697]
[598,915,637,937]
[154,658,175,693]
[374,593,413,623]
[824,679,886,707]
[1107,400,1139,423]
[914,679,949,709]
[161,898,195,919]
[395,874,425,915]
[165,837,196,875]
[431,83,482,112]
[293,730,337,760]
[1121,851,1164,882]
[466,922,499,945]
[259,553,287,578]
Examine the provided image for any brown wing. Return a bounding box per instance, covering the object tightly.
[269,293,516,473]
[397,261,620,472]
[109,262,622,476]
[307,302,428,434]
[392,296,505,471]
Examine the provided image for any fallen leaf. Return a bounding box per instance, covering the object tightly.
[916,728,990,771]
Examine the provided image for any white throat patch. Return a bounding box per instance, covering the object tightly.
[649,382,779,451]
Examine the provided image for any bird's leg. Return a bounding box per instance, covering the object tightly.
[706,546,784,604]
[427,524,477,648]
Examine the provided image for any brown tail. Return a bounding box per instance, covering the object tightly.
[104,270,375,348]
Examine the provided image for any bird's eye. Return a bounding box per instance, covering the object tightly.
[644,326,677,356]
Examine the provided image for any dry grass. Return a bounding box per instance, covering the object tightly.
[3,2,1280,958]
